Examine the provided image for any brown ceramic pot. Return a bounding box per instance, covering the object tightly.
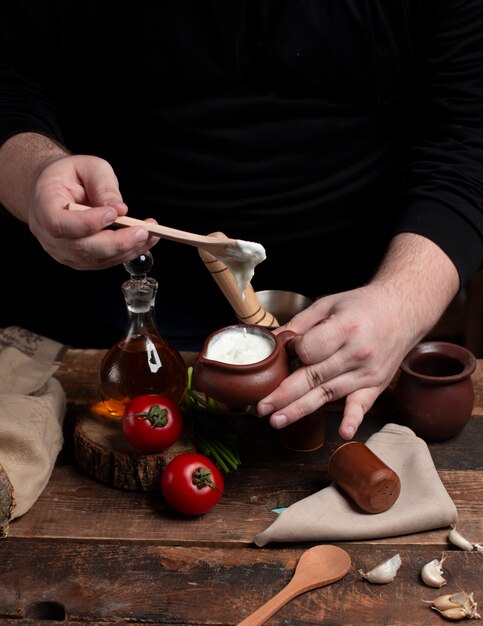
[328,441,401,513]
[278,408,327,452]
[395,341,477,442]
[193,324,296,410]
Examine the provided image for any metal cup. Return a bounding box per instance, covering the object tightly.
[255,290,313,325]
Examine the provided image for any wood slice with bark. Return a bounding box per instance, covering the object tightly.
[0,462,15,537]
[74,411,195,492]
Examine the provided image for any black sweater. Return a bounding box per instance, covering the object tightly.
[1,1,482,349]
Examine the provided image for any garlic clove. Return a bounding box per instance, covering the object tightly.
[432,606,469,621]
[423,593,466,611]
[448,525,475,551]
[358,553,402,584]
[474,543,483,553]
[421,554,447,588]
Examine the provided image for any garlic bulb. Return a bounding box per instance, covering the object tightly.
[421,554,447,588]
[358,553,402,584]
[448,525,474,551]
[425,591,480,621]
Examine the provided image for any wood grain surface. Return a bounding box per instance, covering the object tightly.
[0,462,14,537]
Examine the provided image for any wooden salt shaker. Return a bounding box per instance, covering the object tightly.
[328,441,401,513]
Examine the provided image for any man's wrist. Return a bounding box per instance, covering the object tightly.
[370,232,460,338]
[0,132,69,222]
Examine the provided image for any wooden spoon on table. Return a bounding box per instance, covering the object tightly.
[65,202,265,266]
[236,545,351,626]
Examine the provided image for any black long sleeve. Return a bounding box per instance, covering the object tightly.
[394,0,483,285]
[0,0,482,348]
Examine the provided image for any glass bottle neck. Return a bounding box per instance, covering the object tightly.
[122,276,160,337]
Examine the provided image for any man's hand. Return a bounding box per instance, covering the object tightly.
[0,133,159,270]
[258,233,460,439]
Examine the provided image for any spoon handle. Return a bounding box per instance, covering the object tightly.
[236,581,302,626]
[65,203,237,248]
[198,234,279,328]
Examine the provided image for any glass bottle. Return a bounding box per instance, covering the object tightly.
[98,252,188,421]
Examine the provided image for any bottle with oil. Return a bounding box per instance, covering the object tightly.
[98,251,187,420]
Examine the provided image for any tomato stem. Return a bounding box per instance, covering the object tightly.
[192,467,222,492]
[134,404,169,427]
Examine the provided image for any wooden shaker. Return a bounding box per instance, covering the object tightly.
[328,442,401,513]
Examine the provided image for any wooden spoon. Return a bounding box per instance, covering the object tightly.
[65,203,265,267]
[236,545,351,626]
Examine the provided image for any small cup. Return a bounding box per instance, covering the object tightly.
[279,408,326,452]
[255,290,314,325]
[328,442,401,513]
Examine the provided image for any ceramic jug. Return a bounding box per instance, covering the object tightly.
[193,324,296,410]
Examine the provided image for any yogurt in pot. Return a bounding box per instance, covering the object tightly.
[205,326,274,365]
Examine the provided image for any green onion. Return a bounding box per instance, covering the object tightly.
[181,366,245,473]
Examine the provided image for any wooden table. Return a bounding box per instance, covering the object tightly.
[1,350,482,625]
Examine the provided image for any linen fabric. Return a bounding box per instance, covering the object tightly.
[254,423,458,546]
[0,327,66,536]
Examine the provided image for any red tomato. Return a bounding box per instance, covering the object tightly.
[160,453,224,515]
[122,394,183,453]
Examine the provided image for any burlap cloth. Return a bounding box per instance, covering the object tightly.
[254,423,458,546]
[0,327,66,537]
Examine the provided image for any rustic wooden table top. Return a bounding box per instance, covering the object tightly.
[1,349,482,626]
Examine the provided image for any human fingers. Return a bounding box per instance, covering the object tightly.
[31,155,128,240]
[258,341,354,419]
[338,387,380,439]
[258,317,385,421]
[69,155,128,215]
[272,298,350,366]
[41,222,158,270]
[263,369,380,433]
[272,297,333,337]
[258,355,361,428]
[35,154,128,218]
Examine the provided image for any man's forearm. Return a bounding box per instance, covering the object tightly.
[0,132,68,222]
[371,232,460,339]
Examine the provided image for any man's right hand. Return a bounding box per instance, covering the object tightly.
[0,133,159,270]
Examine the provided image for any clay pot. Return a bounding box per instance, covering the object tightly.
[193,324,296,410]
[278,409,327,453]
[395,341,477,442]
[328,442,401,513]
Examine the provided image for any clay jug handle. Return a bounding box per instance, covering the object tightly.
[277,330,298,354]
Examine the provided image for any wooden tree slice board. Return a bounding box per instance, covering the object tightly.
[0,462,15,537]
[74,411,196,492]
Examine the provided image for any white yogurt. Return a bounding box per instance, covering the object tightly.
[217,240,266,295]
[206,327,274,365]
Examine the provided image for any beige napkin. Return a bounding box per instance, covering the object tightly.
[0,327,67,537]
[254,423,458,546]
